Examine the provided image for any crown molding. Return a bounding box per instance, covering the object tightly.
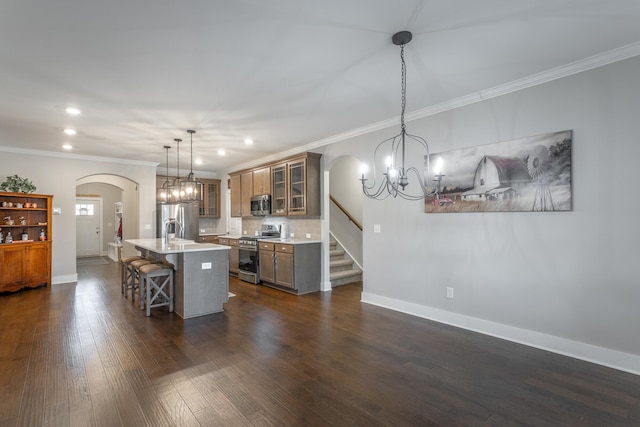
[0,145,158,167]
[227,40,640,174]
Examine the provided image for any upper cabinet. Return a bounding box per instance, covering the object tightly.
[240,171,253,217]
[271,163,287,215]
[230,152,321,218]
[229,174,242,217]
[199,179,221,218]
[252,167,271,196]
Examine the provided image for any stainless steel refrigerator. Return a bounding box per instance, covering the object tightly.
[157,202,199,241]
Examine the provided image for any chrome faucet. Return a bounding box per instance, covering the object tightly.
[164,218,183,244]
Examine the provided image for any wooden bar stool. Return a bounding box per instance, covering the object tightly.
[137,263,174,316]
[120,256,144,295]
[125,258,153,301]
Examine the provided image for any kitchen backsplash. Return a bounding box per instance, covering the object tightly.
[241,217,321,239]
[198,216,321,239]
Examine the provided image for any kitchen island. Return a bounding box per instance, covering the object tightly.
[126,239,229,319]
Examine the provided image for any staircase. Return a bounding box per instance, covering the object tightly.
[329,238,362,287]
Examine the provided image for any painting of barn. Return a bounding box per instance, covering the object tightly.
[424,130,572,213]
[460,156,531,202]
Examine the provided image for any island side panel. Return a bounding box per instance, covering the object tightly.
[293,242,322,294]
[173,249,229,319]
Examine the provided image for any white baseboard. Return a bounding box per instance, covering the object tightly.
[52,274,78,285]
[321,280,332,292]
[361,292,640,377]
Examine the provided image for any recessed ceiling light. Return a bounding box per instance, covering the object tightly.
[62,144,73,150]
[63,128,76,135]
[217,149,226,156]
[195,159,203,165]
[244,138,253,145]
[65,107,81,115]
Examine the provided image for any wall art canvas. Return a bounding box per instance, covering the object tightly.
[424,130,572,213]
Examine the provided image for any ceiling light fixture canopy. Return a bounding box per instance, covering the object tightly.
[157,145,172,203]
[360,31,443,201]
[180,129,201,201]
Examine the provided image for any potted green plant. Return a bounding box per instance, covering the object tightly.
[0,175,37,194]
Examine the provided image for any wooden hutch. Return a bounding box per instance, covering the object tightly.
[0,192,53,293]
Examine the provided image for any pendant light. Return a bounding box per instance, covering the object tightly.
[360,31,443,200]
[168,138,183,202]
[180,129,201,201]
[156,145,172,203]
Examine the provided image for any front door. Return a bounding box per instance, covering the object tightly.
[76,198,102,257]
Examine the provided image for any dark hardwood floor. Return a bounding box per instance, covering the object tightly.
[1,260,639,426]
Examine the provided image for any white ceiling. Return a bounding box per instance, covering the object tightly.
[2,1,640,173]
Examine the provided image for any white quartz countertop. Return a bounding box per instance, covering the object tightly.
[126,238,230,254]
[217,234,242,240]
[258,238,322,245]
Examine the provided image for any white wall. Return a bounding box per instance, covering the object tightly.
[321,55,640,374]
[0,150,157,284]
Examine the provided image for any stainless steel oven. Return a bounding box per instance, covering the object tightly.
[238,237,259,284]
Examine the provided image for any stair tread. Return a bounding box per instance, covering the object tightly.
[330,269,362,279]
[330,259,353,266]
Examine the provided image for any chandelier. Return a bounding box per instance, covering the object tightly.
[360,31,443,200]
[156,145,172,203]
[180,129,201,201]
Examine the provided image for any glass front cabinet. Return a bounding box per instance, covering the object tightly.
[199,179,221,218]
[271,163,287,215]
[269,153,321,217]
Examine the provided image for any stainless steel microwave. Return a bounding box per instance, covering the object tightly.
[250,194,271,216]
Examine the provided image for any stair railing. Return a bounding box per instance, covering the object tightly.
[329,195,362,231]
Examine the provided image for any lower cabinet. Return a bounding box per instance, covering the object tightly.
[258,241,320,294]
[229,245,239,275]
[197,235,220,244]
[0,242,51,292]
[218,237,239,275]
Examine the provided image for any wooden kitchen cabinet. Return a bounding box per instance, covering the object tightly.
[274,250,294,288]
[197,235,219,244]
[229,171,253,217]
[229,175,242,217]
[271,163,287,215]
[240,172,253,217]
[258,244,275,283]
[271,153,321,217]
[0,192,52,293]
[230,152,321,217]
[218,237,239,275]
[258,241,320,294]
[199,178,221,218]
[252,167,271,196]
